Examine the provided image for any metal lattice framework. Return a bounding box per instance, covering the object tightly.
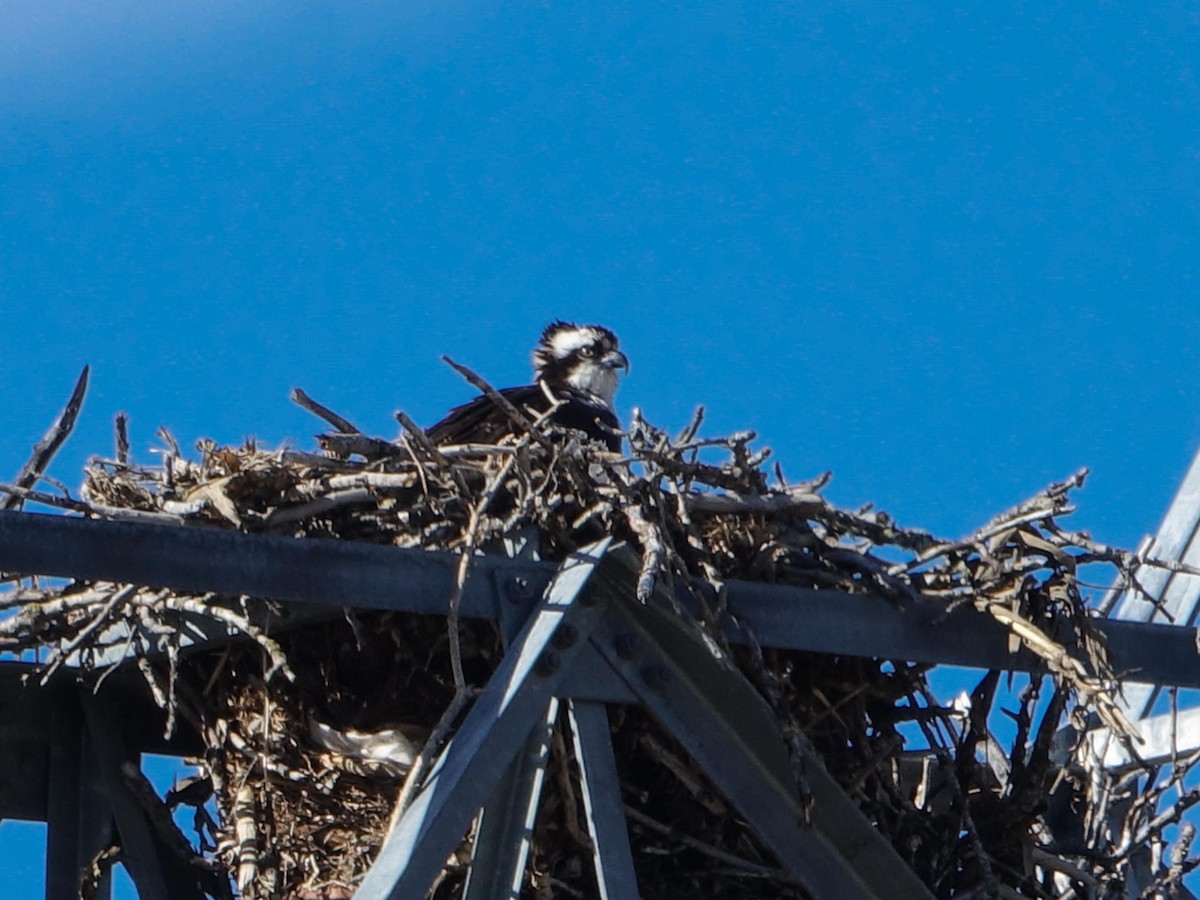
[4,442,1200,900]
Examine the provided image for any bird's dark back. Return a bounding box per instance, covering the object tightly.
[426,384,621,451]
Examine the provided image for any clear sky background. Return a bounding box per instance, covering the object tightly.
[2,1,1200,895]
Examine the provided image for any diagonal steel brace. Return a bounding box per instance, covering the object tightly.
[567,699,639,900]
[354,540,616,900]
[590,570,933,900]
[460,698,559,900]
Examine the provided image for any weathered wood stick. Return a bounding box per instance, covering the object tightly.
[394,409,473,497]
[316,432,401,461]
[0,482,93,513]
[290,387,361,434]
[115,412,130,464]
[3,364,89,510]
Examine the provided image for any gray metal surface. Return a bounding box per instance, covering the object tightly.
[719,583,1200,687]
[0,664,206,899]
[461,700,559,900]
[1105,450,1200,718]
[1084,449,1200,899]
[1099,705,1200,770]
[1110,449,1200,622]
[557,644,639,704]
[461,531,563,899]
[80,695,180,900]
[0,509,550,620]
[567,700,639,900]
[8,504,1200,898]
[592,582,933,900]
[0,674,60,825]
[5,510,1200,687]
[354,540,616,900]
[45,695,113,900]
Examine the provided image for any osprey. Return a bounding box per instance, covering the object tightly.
[427,321,629,451]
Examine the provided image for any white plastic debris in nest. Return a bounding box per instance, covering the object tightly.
[307,719,431,778]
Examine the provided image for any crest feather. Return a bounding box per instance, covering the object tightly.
[540,320,578,345]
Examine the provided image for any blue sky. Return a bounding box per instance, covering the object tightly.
[2,1,1200,894]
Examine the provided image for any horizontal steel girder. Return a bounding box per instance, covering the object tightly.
[3,510,1198,687]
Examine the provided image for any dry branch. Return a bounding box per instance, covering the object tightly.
[3,365,89,510]
[290,388,362,435]
[3,374,1198,898]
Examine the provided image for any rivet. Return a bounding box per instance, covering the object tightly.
[613,633,638,660]
[552,623,578,650]
[535,651,561,677]
[642,665,669,691]
[506,576,537,605]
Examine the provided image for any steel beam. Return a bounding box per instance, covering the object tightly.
[461,700,558,900]
[558,645,638,704]
[4,511,1200,690]
[81,694,205,900]
[592,582,933,900]
[0,670,57,824]
[719,583,1200,688]
[567,700,639,900]
[0,509,549,620]
[354,540,616,900]
[1096,705,1200,770]
[461,545,562,900]
[1104,450,1200,719]
[44,693,113,900]
[1109,449,1200,627]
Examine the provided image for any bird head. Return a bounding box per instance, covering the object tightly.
[532,321,629,408]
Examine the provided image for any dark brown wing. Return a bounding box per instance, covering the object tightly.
[426,384,622,450]
[546,391,622,451]
[425,385,552,446]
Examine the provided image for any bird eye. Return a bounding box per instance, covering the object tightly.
[579,346,595,358]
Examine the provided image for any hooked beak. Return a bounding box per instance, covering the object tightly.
[603,349,630,374]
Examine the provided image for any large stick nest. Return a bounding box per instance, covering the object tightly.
[2,367,1199,899]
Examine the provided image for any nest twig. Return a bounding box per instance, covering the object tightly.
[5,364,1200,898]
